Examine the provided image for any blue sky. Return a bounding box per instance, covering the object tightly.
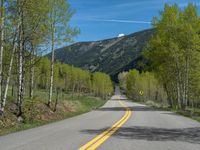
[68,0,200,42]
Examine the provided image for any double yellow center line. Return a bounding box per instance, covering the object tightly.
[79,97,132,150]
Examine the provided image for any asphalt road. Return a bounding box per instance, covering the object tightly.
[0,87,200,150]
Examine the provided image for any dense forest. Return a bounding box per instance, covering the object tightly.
[0,0,113,127]
[119,4,200,112]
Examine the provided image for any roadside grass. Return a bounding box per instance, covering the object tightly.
[172,108,200,122]
[0,90,107,136]
[131,99,200,122]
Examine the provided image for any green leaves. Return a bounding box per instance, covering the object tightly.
[47,0,79,44]
[144,3,200,109]
[119,69,166,103]
[92,72,114,99]
[36,57,113,98]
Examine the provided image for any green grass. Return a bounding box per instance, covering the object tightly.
[171,108,200,122]
[0,90,107,136]
[135,100,200,122]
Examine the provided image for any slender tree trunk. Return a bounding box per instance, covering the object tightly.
[72,82,76,98]
[18,39,23,116]
[29,64,34,99]
[48,25,55,107]
[78,83,81,98]
[185,58,189,108]
[21,48,25,115]
[54,88,59,112]
[148,75,150,101]
[17,7,25,117]
[29,48,35,100]
[0,0,4,110]
[1,42,17,111]
[164,84,172,108]
[175,61,183,109]
[177,81,181,109]
[11,83,14,96]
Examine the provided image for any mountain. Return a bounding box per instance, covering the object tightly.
[47,29,154,81]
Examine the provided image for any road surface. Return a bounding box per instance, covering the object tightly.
[0,87,200,150]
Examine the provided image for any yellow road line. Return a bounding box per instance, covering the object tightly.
[79,108,129,150]
[87,109,131,150]
[79,97,132,150]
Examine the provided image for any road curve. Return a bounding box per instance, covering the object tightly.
[0,87,200,150]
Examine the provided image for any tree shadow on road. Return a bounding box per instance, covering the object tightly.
[97,105,162,112]
[81,126,200,144]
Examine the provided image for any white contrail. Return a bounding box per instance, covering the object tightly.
[90,19,151,24]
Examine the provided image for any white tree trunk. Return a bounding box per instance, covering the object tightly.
[0,0,4,109]
[18,36,23,116]
[185,58,189,108]
[17,7,24,116]
[1,43,17,111]
[177,81,181,109]
[29,48,35,99]
[30,65,34,100]
[48,25,55,106]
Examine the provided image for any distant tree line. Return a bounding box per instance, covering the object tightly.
[119,3,200,110]
[0,0,114,117]
[36,57,113,100]
[118,70,167,106]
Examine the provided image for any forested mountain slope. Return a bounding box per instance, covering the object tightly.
[48,29,154,80]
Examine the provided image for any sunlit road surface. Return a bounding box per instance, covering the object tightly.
[0,87,200,150]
